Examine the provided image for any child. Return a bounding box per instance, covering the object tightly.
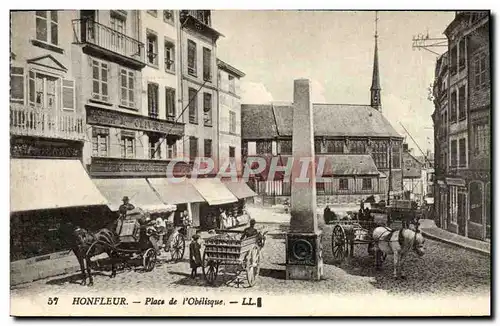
[189,234,202,278]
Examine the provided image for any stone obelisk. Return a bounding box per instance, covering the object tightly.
[285,79,323,280]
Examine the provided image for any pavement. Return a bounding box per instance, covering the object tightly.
[419,219,490,257]
[11,222,490,300]
[10,207,490,286]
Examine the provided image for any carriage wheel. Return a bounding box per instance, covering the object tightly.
[142,248,157,272]
[170,233,185,262]
[202,251,219,285]
[245,246,261,287]
[331,225,348,263]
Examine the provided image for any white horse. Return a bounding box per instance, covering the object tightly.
[372,226,425,279]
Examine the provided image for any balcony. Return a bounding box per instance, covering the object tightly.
[10,103,85,141]
[72,18,145,69]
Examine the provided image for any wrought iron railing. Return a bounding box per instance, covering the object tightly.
[10,103,85,141]
[72,18,145,64]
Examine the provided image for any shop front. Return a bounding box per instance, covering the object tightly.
[10,158,109,261]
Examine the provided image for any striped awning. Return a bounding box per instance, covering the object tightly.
[190,178,238,206]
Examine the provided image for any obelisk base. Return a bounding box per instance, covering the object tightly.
[285,230,323,280]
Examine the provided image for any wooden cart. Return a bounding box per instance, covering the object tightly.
[202,230,265,287]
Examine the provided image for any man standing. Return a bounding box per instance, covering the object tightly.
[241,219,258,240]
[116,196,135,235]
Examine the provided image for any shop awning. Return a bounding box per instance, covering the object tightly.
[223,180,256,199]
[190,178,238,206]
[147,178,205,205]
[92,178,174,212]
[10,159,108,213]
[446,177,466,187]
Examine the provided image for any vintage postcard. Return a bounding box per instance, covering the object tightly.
[9,9,491,317]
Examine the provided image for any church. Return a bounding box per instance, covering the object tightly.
[241,16,404,209]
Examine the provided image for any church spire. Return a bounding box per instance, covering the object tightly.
[371,11,382,111]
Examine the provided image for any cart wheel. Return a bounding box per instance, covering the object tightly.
[170,233,185,262]
[245,246,260,287]
[331,225,348,263]
[142,248,157,272]
[202,251,218,285]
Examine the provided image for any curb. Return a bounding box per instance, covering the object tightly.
[421,229,490,257]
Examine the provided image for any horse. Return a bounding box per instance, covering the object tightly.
[372,226,425,279]
[60,222,120,286]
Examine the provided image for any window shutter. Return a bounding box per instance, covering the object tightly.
[28,70,35,106]
[10,67,24,104]
[62,79,75,110]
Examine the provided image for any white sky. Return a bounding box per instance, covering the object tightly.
[212,10,456,155]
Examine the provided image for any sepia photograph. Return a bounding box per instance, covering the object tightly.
[8,8,491,317]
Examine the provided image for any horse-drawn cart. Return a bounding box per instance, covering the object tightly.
[202,230,266,287]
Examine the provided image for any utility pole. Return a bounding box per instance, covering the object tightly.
[412,32,448,56]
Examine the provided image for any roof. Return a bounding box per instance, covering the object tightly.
[241,103,402,139]
[217,59,246,78]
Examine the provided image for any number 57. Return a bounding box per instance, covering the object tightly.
[47,297,58,305]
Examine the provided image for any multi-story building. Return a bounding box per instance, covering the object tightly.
[217,59,246,176]
[9,10,108,262]
[241,24,404,208]
[432,11,490,240]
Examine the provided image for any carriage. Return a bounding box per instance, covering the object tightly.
[202,229,266,287]
[330,200,420,263]
[89,205,184,272]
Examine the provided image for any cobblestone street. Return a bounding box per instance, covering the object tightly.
[11,222,490,300]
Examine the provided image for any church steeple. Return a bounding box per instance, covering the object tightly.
[371,11,382,111]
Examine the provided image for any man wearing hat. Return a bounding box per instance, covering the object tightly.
[241,219,258,240]
[189,234,202,278]
[116,196,135,235]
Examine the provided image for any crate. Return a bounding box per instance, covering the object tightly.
[119,220,140,243]
[204,233,257,262]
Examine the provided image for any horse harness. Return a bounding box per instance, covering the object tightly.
[374,226,420,251]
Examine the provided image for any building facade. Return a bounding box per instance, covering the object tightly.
[217,59,245,176]
[10,11,109,261]
[432,11,490,240]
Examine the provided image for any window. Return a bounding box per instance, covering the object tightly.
[316,182,325,194]
[203,47,212,81]
[149,133,161,159]
[163,10,174,23]
[229,146,236,158]
[392,143,401,169]
[110,14,125,49]
[29,72,58,109]
[165,87,176,121]
[166,139,177,159]
[35,11,58,45]
[204,139,212,158]
[372,141,388,168]
[147,83,159,118]
[474,124,490,155]
[229,111,237,134]
[120,68,135,108]
[459,138,467,168]
[92,127,109,157]
[278,140,292,154]
[10,67,24,104]
[451,139,458,167]
[228,75,235,93]
[146,31,158,66]
[314,139,322,153]
[189,136,198,159]
[62,79,75,110]
[120,131,136,158]
[449,187,458,224]
[326,140,344,154]
[349,140,366,154]
[147,10,157,17]
[256,141,272,155]
[474,52,488,88]
[188,88,198,123]
[203,93,212,126]
[187,40,197,76]
[362,178,372,190]
[450,90,457,123]
[339,178,348,190]
[164,40,175,72]
[91,59,109,102]
[458,86,466,120]
[459,40,466,68]
[450,45,457,74]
